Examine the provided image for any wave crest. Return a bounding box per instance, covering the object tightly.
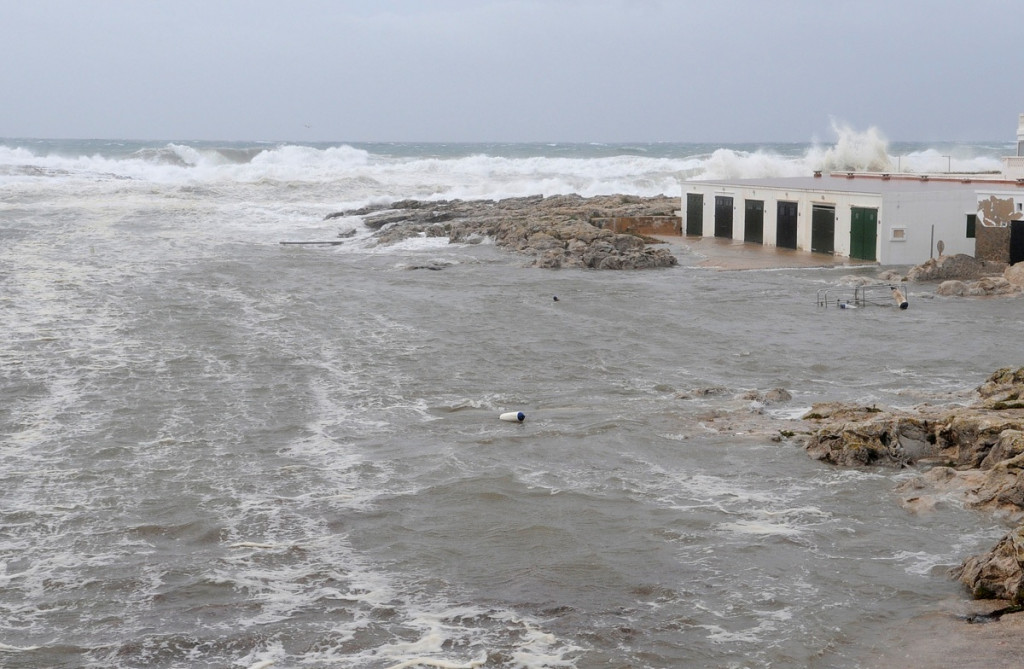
[811,119,893,172]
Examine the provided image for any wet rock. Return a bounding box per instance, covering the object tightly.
[326,195,680,270]
[970,276,1020,296]
[676,385,730,399]
[877,269,905,282]
[907,254,1021,297]
[936,280,967,296]
[740,388,793,404]
[936,413,1024,467]
[803,406,937,468]
[952,527,1024,603]
[1005,262,1024,288]
[802,367,1024,605]
[907,253,1007,282]
[979,430,1024,469]
[936,277,1020,297]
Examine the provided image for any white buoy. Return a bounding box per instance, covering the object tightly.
[499,411,525,422]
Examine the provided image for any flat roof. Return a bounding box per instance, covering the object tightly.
[682,172,1024,195]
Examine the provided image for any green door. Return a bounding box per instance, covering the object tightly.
[811,205,835,254]
[850,207,877,261]
[744,199,764,244]
[777,201,798,249]
[686,193,703,236]
[714,196,734,238]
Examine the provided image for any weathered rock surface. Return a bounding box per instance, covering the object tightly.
[936,277,1021,297]
[326,195,680,269]
[907,254,1008,282]
[801,367,1024,604]
[1005,262,1024,288]
[952,526,1024,602]
[902,254,1022,298]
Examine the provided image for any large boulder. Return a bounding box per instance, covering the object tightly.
[935,277,1020,297]
[979,367,1024,402]
[936,280,966,296]
[935,413,1024,467]
[952,526,1024,602]
[968,277,1020,296]
[802,404,938,467]
[1006,262,1024,288]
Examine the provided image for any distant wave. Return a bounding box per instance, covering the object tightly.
[0,129,1008,199]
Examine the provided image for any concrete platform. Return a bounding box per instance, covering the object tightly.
[653,235,881,270]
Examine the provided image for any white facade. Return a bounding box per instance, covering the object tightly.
[681,174,996,266]
[878,187,980,264]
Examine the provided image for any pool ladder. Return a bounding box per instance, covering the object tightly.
[816,284,906,308]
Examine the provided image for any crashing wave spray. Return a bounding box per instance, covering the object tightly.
[810,119,893,172]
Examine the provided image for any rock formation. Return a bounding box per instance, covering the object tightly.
[799,367,1024,604]
[326,195,680,269]
[906,254,1007,282]
[904,253,1023,297]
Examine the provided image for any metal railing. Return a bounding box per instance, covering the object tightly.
[816,284,908,309]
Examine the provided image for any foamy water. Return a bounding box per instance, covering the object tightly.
[0,129,1019,668]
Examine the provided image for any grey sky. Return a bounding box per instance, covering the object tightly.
[2,0,1021,143]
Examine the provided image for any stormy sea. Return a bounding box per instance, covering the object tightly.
[1,133,1020,668]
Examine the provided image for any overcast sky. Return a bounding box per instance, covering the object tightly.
[2,0,1022,143]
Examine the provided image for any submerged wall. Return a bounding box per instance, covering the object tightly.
[596,216,682,236]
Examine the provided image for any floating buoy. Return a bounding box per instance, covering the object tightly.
[499,411,525,422]
[891,286,909,310]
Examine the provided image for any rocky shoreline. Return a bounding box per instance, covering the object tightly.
[795,367,1024,606]
[682,367,1024,664]
[327,194,680,269]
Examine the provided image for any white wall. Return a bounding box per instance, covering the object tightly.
[879,190,978,264]
[682,181,979,266]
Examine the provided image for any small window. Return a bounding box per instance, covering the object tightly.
[966,214,977,239]
[891,227,907,241]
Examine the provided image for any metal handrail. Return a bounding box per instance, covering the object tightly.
[817,284,908,308]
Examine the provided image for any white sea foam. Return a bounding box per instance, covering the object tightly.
[716,520,804,536]
[1,127,1007,206]
[0,643,42,652]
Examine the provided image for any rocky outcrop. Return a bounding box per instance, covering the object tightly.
[907,254,1007,282]
[800,367,1024,604]
[903,254,1022,298]
[326,195,680,269]
[953,526,1024,602]
[936,277,1021,297]
[1006,262,1024,288]
[802,404,939,467]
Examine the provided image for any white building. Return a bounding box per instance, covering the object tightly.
[679,116,1024,266]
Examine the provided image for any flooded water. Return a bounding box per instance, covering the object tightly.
[1,137,1019,668]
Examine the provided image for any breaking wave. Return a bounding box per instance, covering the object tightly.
[0,124,1008,201]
